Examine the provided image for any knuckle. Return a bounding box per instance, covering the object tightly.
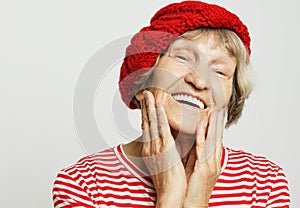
[148,114,157,124]
[141,117,147,124]
[157,123,165,132]
[196,141,205,149]
[159,128,167,139]
[142,146,150,157]
[141,118,148,129]
[142,133,150,142]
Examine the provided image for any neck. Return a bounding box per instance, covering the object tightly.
[123,129,197,171]
[171,129,197,168]
[122,137,150,174]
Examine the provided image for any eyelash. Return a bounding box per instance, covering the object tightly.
[211,66,225,76]
[175,55,187,62]
[216,70,225,75]
[216,70,230,79]
[174,56,227,77]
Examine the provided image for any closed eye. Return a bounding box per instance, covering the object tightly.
[176,55,187,62]
[216,71,225,75]
[215,69,229,79]
[213,66,227,77]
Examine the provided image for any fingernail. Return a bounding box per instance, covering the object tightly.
[143,90,147,96]
[143,91,148,101]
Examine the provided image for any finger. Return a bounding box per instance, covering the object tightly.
[215,108,225,159]
[205,109,225,163]
[195,119,207,154]
[144,90,161,155]
[195,117,209,163]
[155,101,182,172]
[206,110,218,149]
[156,101,172,146]
[198,111,218,162]
[144,90,159,139]
[141,98,153,158]
[156,101,179,161]
[215,108,225,144]
[141,96,151,143]
[185,146,196,181]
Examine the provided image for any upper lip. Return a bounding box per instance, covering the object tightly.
[171,92,208,108]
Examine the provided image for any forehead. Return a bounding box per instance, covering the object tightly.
[169,35,235,65]
[178,28,240,60]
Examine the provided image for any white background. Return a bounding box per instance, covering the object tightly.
[1,0,299,207]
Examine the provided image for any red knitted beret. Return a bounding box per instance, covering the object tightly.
[119,0,251,109]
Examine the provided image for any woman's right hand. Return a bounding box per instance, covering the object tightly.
[141,90,187,208]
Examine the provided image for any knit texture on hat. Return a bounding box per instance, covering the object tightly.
[119,0,251,109]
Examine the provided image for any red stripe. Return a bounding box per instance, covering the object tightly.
[209,199,256,206]
[95,199,153,207]
[220,170,276,179]
[54,199,91,208]
[52,146,290,207]
[53,187,93,205]
[116,145,153,185]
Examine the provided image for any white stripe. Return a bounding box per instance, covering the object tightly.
[69,162,127,173]
[76,158,121,166]
[215,180,272,188]
[212,187,268,196]
[218,175,275,184]
[114,145,154,188]
[221,147,228,173]
[92,187,154,198]
[95,196,154,206]
[53,198,74,207]
[53,184,94,206]
[54,183,90,200]
[226,162,278,171]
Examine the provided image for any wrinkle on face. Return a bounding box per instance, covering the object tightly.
[135,36,236,136]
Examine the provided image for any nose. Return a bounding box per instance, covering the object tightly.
[184,70,207,90]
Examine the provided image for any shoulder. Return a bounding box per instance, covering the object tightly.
[53,145,128,189]
[216,147,290,206]
[58,146,129,181]
[52,147,117,207]
[224,146,284,175]
[52,146,127,206]
[63,147,116,172]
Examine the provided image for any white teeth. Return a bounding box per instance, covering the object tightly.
[172,94,205,109]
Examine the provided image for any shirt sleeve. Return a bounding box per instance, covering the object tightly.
[52,170,95,208]
[266,168,290,208]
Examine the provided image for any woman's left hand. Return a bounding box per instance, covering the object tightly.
[183,109,225,208]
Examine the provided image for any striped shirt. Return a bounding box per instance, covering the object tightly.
[53,145,290,207]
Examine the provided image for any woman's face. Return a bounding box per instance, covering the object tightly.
[136,36,236,135]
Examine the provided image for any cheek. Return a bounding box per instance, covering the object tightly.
[164,94,209,135]
[224,81,233,105]
[212,78,233,108]
[155,57,190,77]
[151,90,185,132]
[165,99,182,130]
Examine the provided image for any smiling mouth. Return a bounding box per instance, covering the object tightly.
[171,93,207,109]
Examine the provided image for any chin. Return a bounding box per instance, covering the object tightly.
[170,121,198,136]
[150,89,209,136]
[166,98,209,137]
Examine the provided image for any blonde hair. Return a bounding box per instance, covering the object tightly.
[133,28,252,127]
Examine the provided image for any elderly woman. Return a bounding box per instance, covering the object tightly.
[53,1,290,207]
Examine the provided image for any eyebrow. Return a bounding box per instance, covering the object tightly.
[210,54,235,65]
